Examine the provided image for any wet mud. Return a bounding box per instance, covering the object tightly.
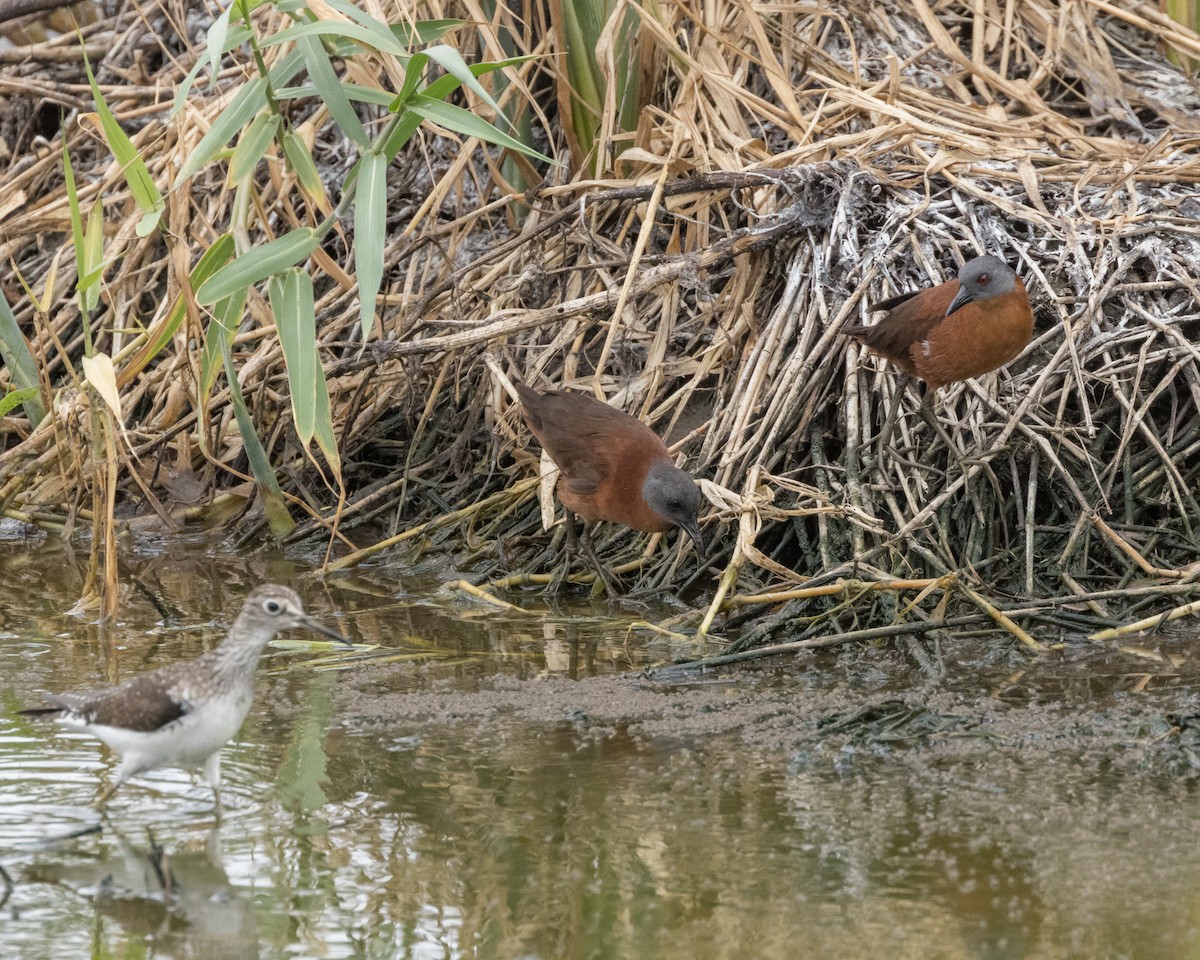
[335,630,1200,782]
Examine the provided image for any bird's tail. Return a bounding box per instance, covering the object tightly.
[513,379,537,405]
[16,706,65,720]
[512,379,545,431]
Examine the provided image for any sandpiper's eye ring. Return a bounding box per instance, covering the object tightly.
[264,600,283,615]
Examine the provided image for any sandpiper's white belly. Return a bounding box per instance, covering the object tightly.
[59,688,253,772]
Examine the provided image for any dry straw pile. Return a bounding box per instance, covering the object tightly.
[3,0,1200,644]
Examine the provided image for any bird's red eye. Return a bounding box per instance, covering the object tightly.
[978,274,990,285]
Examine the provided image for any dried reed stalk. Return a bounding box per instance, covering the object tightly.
[2,0,1200,646]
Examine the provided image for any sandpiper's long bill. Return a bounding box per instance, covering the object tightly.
[18,584,350,810]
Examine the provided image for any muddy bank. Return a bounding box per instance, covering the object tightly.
[335,634,1200,778]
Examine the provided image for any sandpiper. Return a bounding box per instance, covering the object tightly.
[18,584,350,810]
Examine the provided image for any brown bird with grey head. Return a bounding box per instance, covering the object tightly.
[842,254,1033,446]
[513,381,704,592]
[18,584,350,811]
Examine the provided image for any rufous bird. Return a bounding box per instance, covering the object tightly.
[842,254,1033,446]
[513,381,704,592]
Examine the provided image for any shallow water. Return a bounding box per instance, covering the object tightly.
[2,525,1200,959]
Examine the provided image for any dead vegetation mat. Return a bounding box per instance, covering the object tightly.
[3,0,1200,646]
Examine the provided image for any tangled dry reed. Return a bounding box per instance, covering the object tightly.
[3,0,1200,647]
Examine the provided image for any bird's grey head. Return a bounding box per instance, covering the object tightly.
[642,462,704,554]
[234,585,349,646]
[946,255,1018,316]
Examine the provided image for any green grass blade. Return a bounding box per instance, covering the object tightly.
[180,233,238,397]
[355,151,388,339]
[79,201,104,313]
[173,56,209,117]
[276,82,396,107]
[269,268,317,445]
[310,354,340,476]
[189,232,237,296]
[221,338,295,536]
[265,20,406,57]
[120,233,235,387]
[176,48,302,181]
[281,129,325,199]
[408,94,553,162]
[171,25,253,116]
[296,34,369,148]
[195,227,319,304]
[200,285,248,399]
[207,5,233,78]
[178,74,269,181]
[303,0,399,51]
[318,0,461,46]
[0,292,46,425]
[558,0,604,171]
[81,44,163,235]
[266,268,339,475]
[0,387,39,419]
[480,2,534,196]
[312,3,462,45]
[421,44,505,121]
[228,0,272,21]
[383,59,538,162]
[396,18,464,45]
[61,135,88,313]
[229,111,281,183]
[395,50,429,106]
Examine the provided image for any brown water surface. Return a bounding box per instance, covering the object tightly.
[2,522,1199,959]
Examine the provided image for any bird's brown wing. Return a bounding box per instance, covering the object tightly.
[867,288,922,314]
[517,387,650,494]
[52,660,198,732]
[844,282,959,367]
